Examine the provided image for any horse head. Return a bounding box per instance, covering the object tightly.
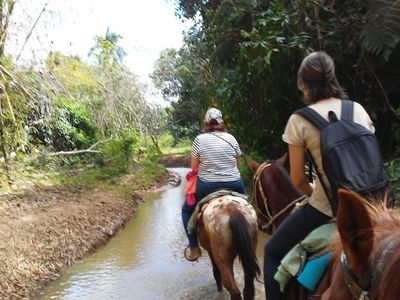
[245,153,287,173]
[322,189,400,299]
[246,154,301,234]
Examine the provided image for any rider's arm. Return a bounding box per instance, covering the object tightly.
[191,156,199,171]
[236,156,241,168]
[288,143,313,196]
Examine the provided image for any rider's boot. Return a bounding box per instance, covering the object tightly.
[184,246,201,261]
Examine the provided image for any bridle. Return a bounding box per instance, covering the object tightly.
[251,162,274,231]
[341,252,375,300]
[341,236,399,300]
[251,162,306,232]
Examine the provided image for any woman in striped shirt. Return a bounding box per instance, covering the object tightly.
[182,108,245,261]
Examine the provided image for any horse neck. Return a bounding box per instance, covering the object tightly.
[260,163,302,224]
[328,208,400,299]
[360,211,400,298]
[273,163,301,202]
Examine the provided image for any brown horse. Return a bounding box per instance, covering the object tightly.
[246,154,304,234]
[197,194,261,300]
[247,155,399,299]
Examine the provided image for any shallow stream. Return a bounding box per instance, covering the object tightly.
[39,168,267,300]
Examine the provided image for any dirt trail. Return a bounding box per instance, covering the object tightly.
[0,169,181,300]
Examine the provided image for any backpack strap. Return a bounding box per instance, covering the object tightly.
[305,149,332,203]
[341,100,354,122]
[295,107,329,130]
[294,107,333,203]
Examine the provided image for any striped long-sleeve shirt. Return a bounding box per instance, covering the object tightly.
[191,132,242,182]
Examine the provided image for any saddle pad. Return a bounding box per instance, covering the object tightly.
[274,222,337,292]
[297,252,331,291]
[187,190,249,234]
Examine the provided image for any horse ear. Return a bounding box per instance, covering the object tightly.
[277,153,288,166]
[244,156,261,173]
[336,189,374,276]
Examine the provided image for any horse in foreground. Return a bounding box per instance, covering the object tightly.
[197,194,261,300]
[247,155,399,299]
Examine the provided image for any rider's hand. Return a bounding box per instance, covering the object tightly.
[309,180,316,191]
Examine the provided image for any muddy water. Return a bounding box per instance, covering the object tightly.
[39,168,268,300]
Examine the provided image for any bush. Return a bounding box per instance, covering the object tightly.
[102,130,139,166]
[30,98,97,151]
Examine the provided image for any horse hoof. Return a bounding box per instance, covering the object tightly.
[184,246,201,261]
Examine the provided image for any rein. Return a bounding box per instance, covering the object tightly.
[252,162,306,232]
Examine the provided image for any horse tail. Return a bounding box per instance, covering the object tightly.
[229,211,261,288]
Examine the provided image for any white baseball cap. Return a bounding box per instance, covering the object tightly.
[204,108,224,124]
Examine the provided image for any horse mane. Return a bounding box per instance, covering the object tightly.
[328,194,400,298]
[369,201,400,298]
[380,243,400,298]
[356,195,400,231]
[330,195,400,250]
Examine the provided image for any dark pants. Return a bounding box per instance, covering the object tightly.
[264,203,331,300]
[181,178,245,248]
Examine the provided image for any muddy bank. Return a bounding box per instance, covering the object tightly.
[0,169,180,300]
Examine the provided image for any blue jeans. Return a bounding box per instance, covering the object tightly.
[181,178,245,248]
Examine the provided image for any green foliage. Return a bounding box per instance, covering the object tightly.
[361,0,400,62]
[30,98,96,151]
[45,52,100,97]
[151,46,213,134]
[159,132,191,154]
[386,159,400,182]
[53,159,166,192]
[89,27,127,69]
[102,130,139,166]
[133,159,167,188]
[0,5,171,189]
[385,158,400,201]
[168,0,400,159]
[240,151,267,188]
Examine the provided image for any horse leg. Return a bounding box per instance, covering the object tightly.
[214,255,241,300]
[208,252,222,292]
[243,272,254,300]
[199,223,223,292]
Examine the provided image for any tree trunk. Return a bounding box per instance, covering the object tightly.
[0,127,12,187]
[150,135,162,155]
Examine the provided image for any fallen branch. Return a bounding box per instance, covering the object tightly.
[88,137,113,150]
[43,149,103,157]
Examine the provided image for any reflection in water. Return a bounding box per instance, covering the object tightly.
[39,168,267,300]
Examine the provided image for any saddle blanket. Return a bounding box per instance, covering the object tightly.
[274,222,337,292]
[187,190,249,234]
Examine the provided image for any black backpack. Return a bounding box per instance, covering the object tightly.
[295,100,391,215]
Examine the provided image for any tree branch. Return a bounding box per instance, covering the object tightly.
[362,54,400,123]
[0,63,36,101]
[44,149,103,157]
[15,0,49,63]
[88,137,113,150]
[313,1,325,50]
[0,0,16,56]
[0,69,15,123]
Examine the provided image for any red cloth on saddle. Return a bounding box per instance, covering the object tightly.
[185,170,198,206]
